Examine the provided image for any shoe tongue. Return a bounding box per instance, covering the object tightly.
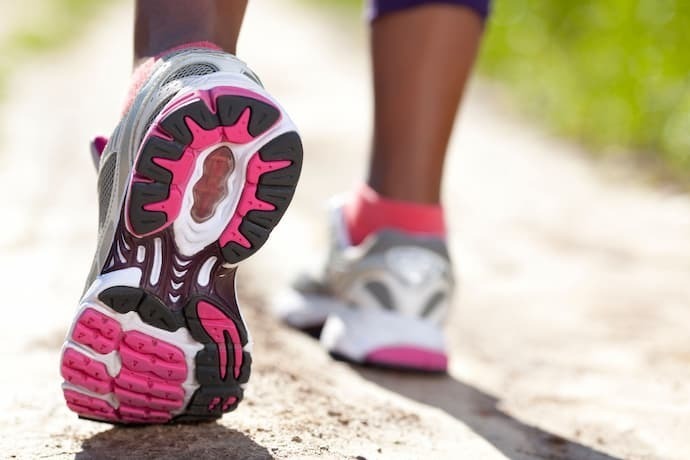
[90,136,108,170]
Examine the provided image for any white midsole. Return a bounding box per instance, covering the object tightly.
[274,290,447,362]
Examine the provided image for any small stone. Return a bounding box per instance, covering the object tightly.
[292,436,303,443]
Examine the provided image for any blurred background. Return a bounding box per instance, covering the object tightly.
[0,1,688,459]
[321,0,690,184]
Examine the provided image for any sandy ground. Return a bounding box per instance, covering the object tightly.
[1,1,689,459]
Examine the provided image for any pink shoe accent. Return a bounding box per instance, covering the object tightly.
[63,389,117,420]
[118,405,171,424]
[122,330,185,364]
[62,348,110,381]
[208,395,236,411]
[208,396,222,410]
[196,301,243,380]
[365,346,448,372]
[119,345,187,382]
[115,368,185,402]
[93,136,108,155]
[70,308,121,354]
[122,57,156,115]
[125,86,287,240]
[113,386,184,412]
[61,349,111,394]
[222,396,237,410]
[61,310,187,423]
[344,184,446,246]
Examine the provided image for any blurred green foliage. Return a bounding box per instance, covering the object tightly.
[0,0,116,98]
[324,0,690,178]
[481,0,690,175]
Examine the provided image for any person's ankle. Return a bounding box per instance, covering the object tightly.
[343,183,446,245]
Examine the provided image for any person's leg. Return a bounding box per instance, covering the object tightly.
[64,1,304,423]
[346,1,486,244]
[369,3,484,203]
[134,0,248,63]
[277,2,489,372]
[123,0,248,113]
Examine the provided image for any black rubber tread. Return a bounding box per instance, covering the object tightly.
[216,95,246,127]
[181,297,251,420]
[255,184,295,210]
[244,208,282,230]
[138,296,181,332]
[98,286,144,313]
[238,220,270,250]
[216,95,280,137]
[258,130,302,162]
[135,137,184,184]
[219,243,251,265]
[159,99,219,145]
[220,131,303,264]
[128,182,169,235]
[98,286,182,332]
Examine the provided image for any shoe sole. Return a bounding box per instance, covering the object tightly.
[276,292,449,373]
[60,84,302,424]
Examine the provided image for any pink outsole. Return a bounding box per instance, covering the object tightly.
[125,85,292,253]
[62,308,188,423]
[365,346,448,372]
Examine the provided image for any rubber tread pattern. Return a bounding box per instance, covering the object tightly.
[64,288,250,423]
[221,131,303,263]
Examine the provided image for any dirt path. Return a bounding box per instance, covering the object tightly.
[1,1,689,459]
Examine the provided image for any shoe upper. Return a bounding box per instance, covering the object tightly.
[86,48,263,290]
[295,204,456,326]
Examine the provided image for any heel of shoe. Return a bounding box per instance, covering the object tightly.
[320,308,448,373]
[125,84,303,264]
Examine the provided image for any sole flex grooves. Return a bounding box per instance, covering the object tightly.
[62,288,251,423]
[62,307,187,424]
[64,79,302,425]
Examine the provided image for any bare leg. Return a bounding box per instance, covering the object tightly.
[368,5,483,204]
[134,0,248,64]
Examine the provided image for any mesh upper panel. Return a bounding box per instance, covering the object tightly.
[142,63,219,136]
[161,63,218,86]
[98,154,117,228]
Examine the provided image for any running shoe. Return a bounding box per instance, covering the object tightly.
[273,202,453,372]
[60,47,302,424]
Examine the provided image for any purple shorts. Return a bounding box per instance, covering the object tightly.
[369,0,490,21]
